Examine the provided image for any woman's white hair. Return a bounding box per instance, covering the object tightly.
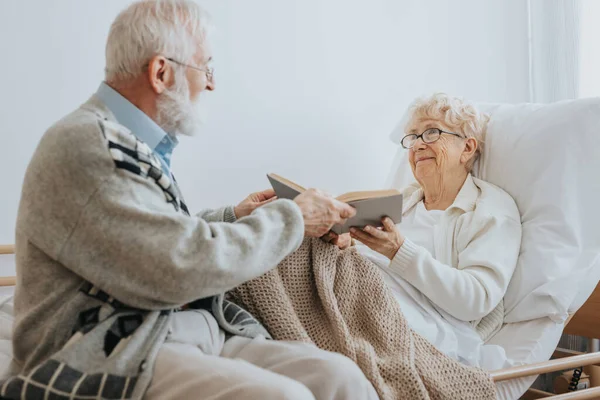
[105,0,213,83]
[407,93,490,169]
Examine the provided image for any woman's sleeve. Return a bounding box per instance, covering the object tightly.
[388,214,521,321]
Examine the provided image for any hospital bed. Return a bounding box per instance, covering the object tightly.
[385,96,600,399]
[1,97,599,399]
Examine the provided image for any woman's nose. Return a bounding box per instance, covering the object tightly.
[413,137,427,150]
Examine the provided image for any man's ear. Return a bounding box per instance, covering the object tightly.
[147,55,172,95]
[461,137,478,165]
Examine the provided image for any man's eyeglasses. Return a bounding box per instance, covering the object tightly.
[401,128,465,149]
[166,57,214,82]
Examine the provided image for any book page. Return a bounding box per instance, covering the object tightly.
[267,173,306,193]
[336,189,401,204]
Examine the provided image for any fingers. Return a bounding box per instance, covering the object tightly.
[334,233,351,249]
[382,217,395,232]
[259,196,278,206]
[349,227,374,244]
[295,189,359,237]
[331,234,342,245]
[363,225,386,239]
[337,202,357,219]
[327,199,355,226]
[310,188,331,198]
[339,208,355,220]
[256,189,276,201]
[321,231,337,244]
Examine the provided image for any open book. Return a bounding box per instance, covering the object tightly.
[267,173,403,234]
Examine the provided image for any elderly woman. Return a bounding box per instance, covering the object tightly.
[338,93,521,368]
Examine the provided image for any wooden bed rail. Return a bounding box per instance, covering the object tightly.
[0,244,14,255]
[491,352,600,382]
[541,387,600,400]
[0,276,16,287]
[0,244,16,287]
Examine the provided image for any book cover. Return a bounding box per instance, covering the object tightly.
[267,173,403,234]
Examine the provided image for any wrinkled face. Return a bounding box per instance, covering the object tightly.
[405,118,469,182]
[154,42,215,136]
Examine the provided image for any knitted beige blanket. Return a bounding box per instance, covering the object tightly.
[230,238,496,400]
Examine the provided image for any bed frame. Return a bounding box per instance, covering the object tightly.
[0,245,16,287]
[492,284,600,400]
[1,243,599,399]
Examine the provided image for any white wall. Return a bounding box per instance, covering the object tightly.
[580,0,600,97]
[0,0,530,244]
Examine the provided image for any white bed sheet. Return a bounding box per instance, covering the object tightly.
[491,317,564,400]
[356,243,562,399]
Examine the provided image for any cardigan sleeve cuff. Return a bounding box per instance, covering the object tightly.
[389,238,420,276]
[223,206,238,223]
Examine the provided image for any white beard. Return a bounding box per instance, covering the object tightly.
[155,70,207,137]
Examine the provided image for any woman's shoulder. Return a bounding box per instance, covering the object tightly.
[400,182,421,197]
[399,182,424,211]
[471,177,520,223]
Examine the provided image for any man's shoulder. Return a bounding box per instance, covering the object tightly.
[44,95,126,149]
[39,96,179,209]
[32,107,109,182]
[37,96,152,174]
[17,99,125,258]
[24,95,151,203]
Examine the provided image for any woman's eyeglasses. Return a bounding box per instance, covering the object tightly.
[401,128,464,149]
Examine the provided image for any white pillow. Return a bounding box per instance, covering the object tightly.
[386,98,600,324]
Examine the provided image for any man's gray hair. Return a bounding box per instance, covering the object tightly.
[105,0,213,83]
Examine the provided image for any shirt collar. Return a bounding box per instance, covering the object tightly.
[95,82,178,159]
[403,174,479,214]
[448,174,479,212]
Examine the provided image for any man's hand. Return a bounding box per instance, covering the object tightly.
[349,217,405,260]
[321,232,353,249]
[234,189,278,219]
[294,189,356,237]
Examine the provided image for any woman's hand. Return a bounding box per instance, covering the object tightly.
[321,232,353,249]
[350,217,405,260]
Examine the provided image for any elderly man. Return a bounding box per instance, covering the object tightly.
[1,1,379,399]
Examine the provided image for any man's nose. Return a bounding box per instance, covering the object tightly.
[206,78,215,91]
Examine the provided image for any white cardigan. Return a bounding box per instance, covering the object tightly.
[390,174,522,341]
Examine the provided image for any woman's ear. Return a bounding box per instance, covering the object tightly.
[460,137,478,165]
[147,55,173,95]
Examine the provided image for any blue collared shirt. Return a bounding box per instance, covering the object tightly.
[96,82,178,177]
